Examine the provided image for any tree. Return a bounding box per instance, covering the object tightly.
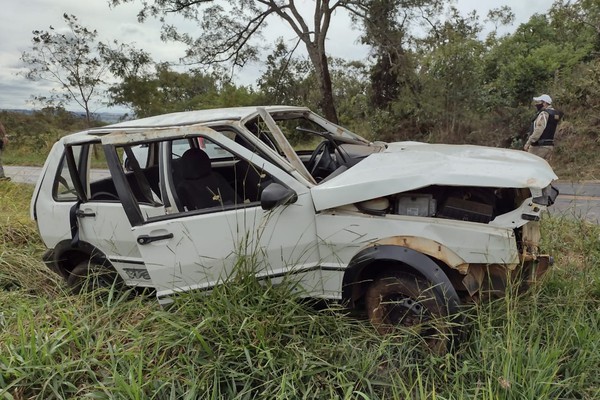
[20,14,109,126]
[109,0,443,124]
[360,2,486,141]
[99,41,153,83]
[108,0,351,123]
[550,0,600,56]
[415,7,486,138]
[109,63,260,117]
[361,0,422,111]
[257,38,316,106]
[482,10,594,108]
[329,58,369,131]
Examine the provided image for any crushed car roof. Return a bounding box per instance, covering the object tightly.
[97,106,310,130]
[61,106,311,143]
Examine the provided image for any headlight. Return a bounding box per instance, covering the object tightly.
[532,184,559,206]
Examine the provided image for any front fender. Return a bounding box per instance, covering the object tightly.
[343,244,461,315]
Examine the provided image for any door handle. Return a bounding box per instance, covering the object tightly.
[137,233,174,245]
[75,210,96,218]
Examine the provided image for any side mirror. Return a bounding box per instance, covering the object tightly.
[260,183,297,210]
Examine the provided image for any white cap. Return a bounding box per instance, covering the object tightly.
[533,94,552,104]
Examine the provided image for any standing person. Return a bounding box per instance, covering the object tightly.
[523,94,563,161]
[0,121,9,181]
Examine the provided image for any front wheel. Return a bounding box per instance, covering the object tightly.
[365,272,450,353]
[67,261,123,295]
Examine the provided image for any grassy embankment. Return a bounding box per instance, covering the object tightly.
[1,181,599,399]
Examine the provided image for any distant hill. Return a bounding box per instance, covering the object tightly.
[1,108,131,124]
[94,112,131,124]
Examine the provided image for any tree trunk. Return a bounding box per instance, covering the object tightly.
[306,44,339,124]
[85,109,92,128]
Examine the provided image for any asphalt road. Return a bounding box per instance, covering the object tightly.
[550,182,600,224]
[5,165,600,224]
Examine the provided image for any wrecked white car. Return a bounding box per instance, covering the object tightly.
[31,106,558,341]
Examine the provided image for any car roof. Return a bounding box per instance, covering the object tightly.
[93,105,310,131]
[60,105,312,145]
[59,105,310,143]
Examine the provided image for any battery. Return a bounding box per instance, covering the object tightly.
[396,194,437,217]
[438,197,493,223]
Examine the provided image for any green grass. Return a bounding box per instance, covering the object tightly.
[1,181,599,399]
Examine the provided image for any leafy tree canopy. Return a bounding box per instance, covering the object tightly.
[20,14,107,126]
[109,63,261,117]
[108,0,445,123]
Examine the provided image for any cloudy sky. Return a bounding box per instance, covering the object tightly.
[0,0,552,113]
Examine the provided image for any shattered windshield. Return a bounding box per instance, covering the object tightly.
[245,111,370,155]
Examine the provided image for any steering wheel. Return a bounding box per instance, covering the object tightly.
[306,140,330,176]
[297,126,349,167]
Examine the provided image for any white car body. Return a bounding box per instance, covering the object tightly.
[31,106,558,314]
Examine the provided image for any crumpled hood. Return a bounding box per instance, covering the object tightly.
[311,142,558,211]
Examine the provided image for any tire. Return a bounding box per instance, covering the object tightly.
[365,272,450,353]
[67,261,123,295]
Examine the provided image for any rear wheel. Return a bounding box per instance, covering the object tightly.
[365,272,450,353]
[67,261,123,295]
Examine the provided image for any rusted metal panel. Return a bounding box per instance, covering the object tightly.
[100,126,219,145]
[370,236,469,273]
[521,220,542,255]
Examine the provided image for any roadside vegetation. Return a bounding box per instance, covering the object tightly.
[2,180,599,398]
[6,1,600,179]
[0,109,97,166]
[1,102,598,181]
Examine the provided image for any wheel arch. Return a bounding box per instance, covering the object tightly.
[45,239,112,280]
[342,244,461,315]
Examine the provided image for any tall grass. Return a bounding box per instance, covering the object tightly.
[1,181,599,399]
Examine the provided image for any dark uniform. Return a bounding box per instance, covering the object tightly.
[525,102,562,161]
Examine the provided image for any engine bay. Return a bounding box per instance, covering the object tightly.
[355,185,531,224]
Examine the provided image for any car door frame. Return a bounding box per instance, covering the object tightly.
[59,134,167,287]
[101,126,323,301]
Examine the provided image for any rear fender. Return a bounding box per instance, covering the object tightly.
[44,239,109,280]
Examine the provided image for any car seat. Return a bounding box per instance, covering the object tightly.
[176,148,240,210]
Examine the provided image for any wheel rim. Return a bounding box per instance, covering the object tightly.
[366,274,450,354]
[380,294,429,328]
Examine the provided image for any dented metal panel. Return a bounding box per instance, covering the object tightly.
[100,126,219,145]
[96,106,312,130]
[62,131,102,146]
[311,143,558,211]
[316,210,520,287]
[257,107,316,184]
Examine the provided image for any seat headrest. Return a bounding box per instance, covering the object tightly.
[181,148,211,180]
